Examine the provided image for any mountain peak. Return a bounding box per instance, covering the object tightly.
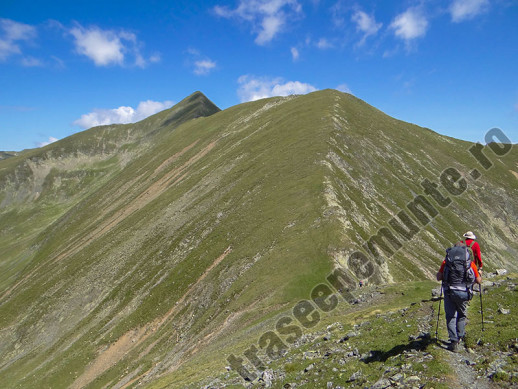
[159,91,220,128]
[186,90,209,101]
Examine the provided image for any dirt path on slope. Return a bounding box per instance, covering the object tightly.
[443,347,495,389]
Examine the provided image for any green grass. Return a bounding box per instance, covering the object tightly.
[0,90,517,388]
[463,274,518,386]
[154,281,450,388]
[170,277,517,388]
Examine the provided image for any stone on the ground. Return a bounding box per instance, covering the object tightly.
[347,370,362,382]
[431,287,441,297]
[481,280,494,288]
[371,377,391,389]
[405,375,420,383]
[261,369,275,387]
[303,363,315,373]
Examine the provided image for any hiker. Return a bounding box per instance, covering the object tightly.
[461,231,483,271]
[436,241,481,352]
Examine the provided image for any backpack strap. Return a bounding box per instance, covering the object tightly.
[461,240,475,261]
[466,240,482,269]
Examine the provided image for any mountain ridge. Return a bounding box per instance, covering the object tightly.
[0,89,516,388]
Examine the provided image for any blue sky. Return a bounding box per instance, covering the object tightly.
[1,0,517,151]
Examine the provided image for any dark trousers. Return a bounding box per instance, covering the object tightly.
[444,289,469,342]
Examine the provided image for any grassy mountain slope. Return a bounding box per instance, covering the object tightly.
[0,91,220,293]
[0,90,516,388]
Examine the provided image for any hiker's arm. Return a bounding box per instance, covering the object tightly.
[436,271,443,281]
[473,263,482,284]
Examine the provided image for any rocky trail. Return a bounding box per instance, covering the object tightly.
[444,347,494,389]
[190,272,517,389]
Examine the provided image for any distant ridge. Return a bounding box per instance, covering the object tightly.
[0,151,18,161]
[0,91,220,156]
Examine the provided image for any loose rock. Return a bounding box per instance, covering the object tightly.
[405,375,420,383]
[371,377,391,389]
[347,370,362,382]
[303,363,315,373]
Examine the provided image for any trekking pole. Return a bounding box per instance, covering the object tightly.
[479,286,484,332]
[435,285,443,341]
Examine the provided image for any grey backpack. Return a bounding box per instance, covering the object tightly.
[443,244,475,298]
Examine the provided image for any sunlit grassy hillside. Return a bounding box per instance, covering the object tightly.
[0,89,516,388]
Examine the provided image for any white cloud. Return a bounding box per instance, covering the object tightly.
[186,47,201,56]
[291,46,299,60]
[21,56,43,67]
[0,39,20,60]
[50,55,66,69]
[214,0,302,45]
[70,25,124,66]
[194,59,217,75]
[336,83,352,94]
[37,137,58,147]
[316,38,333,49]
[450,0,489,22]
[0,18,36,61]
[149,53,161,63]
[330,1,347,27]
[382,47,398,58]
[257,14,283,44]
[1,18,36,41]
[135,53,146,68]
[213,5,232,18]
[351,10,382,45]
[390,8,428,43]
[186,48,217,75]
[73,100,174,129]
[69,24,155,67]
[237,75,317,102]
[135,100,175,118]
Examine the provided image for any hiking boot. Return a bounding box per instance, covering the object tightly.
[448,340,459,353]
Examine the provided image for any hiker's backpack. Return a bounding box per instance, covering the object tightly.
[443,244,476,298]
